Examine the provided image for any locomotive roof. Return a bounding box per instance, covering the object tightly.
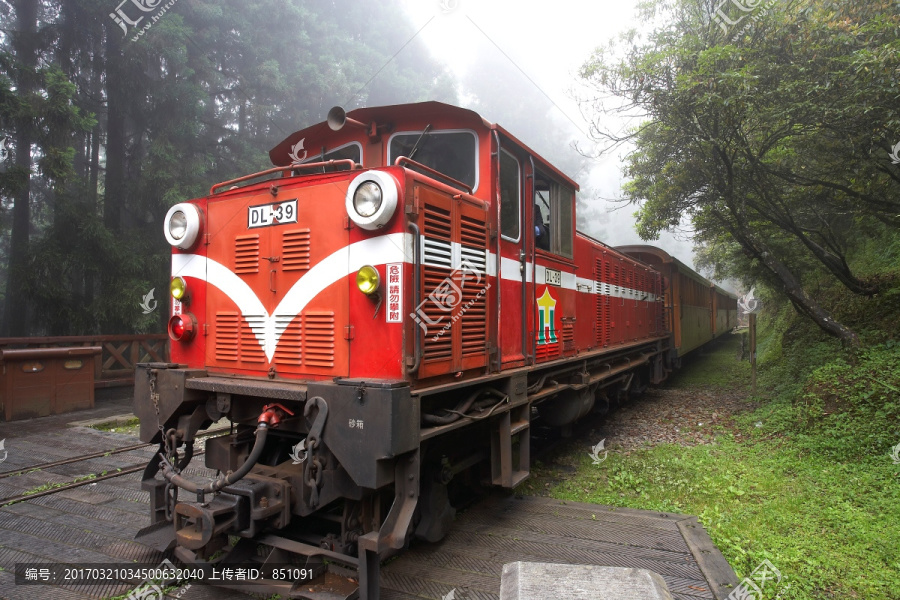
[616,245,709,285]
[269,101,579,190]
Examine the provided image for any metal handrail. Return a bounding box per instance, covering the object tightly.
[394,156,473,194]
[209,159,360,195]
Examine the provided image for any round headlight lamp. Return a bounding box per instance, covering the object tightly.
[164,203,202,250]
[170,276,187,301]
[168,211,187,240]
[356,265,380,295]
[345,171,399,230]
[353,181,383,218]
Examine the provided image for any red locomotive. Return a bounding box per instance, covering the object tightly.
[135,101,736,599]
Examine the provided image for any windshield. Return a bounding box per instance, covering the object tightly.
[389,130,478,191]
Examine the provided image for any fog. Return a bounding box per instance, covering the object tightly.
[398,0,700,268]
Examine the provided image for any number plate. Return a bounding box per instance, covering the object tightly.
[545,268,561,286]
[248,199,298,229]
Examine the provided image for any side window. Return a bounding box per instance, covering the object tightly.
[556,186,573,257]
[534,175,574,258]
[499,150,520,241]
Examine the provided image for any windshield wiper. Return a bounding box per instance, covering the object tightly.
[407,124,433,161]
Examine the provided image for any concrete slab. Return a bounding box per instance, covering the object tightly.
[500,562,673,600]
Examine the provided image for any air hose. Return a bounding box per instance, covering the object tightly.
[157,402,293,501]
[158,421,269,500]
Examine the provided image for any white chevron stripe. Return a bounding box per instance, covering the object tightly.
[172,232,411,361]
[171,232,657,361]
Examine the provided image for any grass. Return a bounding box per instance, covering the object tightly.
[522,334,900,600]
[91,417,141,436]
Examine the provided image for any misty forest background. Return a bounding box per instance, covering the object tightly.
[0,0,897,348]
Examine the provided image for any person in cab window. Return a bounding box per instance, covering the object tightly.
[534,199,550,251]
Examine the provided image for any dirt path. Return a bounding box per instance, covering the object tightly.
[526,336,757,491]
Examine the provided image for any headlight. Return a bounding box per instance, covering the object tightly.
[353,181,383,218]
[170,276,187,300]
[164,203,202,249]
[356,265,380,295]
[345,171,399,230]
[168,211,187,240]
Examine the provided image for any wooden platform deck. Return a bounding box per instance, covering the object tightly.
[0,407,738,600]
[381,494,737,600]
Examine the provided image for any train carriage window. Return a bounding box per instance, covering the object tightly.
[500,150,520,241]
[389,130,478,191]
[534,174,574,258]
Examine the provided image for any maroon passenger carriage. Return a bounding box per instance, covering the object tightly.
[135,102,688,599]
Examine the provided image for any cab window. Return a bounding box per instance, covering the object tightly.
[534,174,574,258]
[298,141,362,171]
[500,150,520,241]
[389,130,478,191]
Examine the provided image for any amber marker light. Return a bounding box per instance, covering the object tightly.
[170,276,187,301]
[356,265,380,295]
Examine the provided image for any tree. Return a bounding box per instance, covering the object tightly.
[580,0,900,345]
[0,0,457,336]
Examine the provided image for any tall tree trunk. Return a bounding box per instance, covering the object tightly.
[3,0,39,337]
[723,215,860,346]
[104,31,126,232]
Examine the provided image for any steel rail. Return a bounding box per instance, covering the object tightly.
[0,426,231,480]
[0,448,210,508]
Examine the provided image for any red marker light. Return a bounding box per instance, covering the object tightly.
[168,313,196,342]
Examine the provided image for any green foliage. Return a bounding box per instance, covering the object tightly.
[580,0,900,342]
[524,310,900,599]
[0,0,456,335]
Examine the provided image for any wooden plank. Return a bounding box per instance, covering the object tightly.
[677,517,739,600]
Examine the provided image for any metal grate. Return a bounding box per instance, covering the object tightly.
[215,312,239,361]
[459,215,487,358]
[240,316,266,363]
[562,320,575,352]
[422,202,454,362]
[282,229,311,271]
[234,234,260,274]
[303,311,335,368]
[215,312,265,364]
[273,314,302,366]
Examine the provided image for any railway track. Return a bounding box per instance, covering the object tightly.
[0,425,230,508]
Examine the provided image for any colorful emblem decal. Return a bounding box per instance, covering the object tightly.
[537,287,558,345]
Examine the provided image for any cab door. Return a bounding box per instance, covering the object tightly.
[497,145,530,368]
